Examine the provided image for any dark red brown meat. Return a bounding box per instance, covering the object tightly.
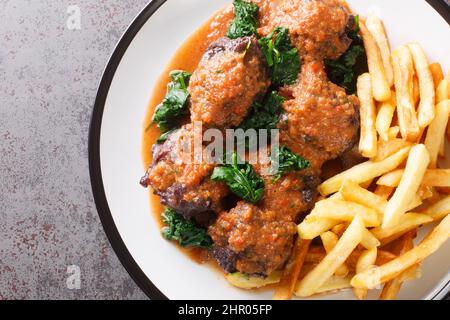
[280,61,360,169]
[140,124,229,225]
[189,36,270,128]
[262,0,353,61]
[209,168,320,275]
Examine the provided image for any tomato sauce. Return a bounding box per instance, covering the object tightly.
[141,5,234,260]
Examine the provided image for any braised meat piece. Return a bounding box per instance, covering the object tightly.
[209,170,320,275]
[140,124,229,225]
[209,201,297,275]
[189,36,271,128]
[263,0,353,60]
[250,0,279,29]
[280,61,360,169]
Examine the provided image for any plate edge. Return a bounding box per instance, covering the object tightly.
[88,0,169,300]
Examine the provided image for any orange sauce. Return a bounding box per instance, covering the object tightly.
[142,5,234,168]
[141,5,233,260]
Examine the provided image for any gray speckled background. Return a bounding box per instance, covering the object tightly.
[0,0,149,299]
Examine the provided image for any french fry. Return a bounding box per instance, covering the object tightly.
[351,214,450,289]
[318,146,411,196]
[361,179,375,189]
[366,15,394,87]
[376,169,406,187]
[357,73,378,158]
[429,63,444,88]
[399,264,422,282]
[359,20,391,102]
[447,120,450,141]
[442,73,450,147]
[372,213,433,243]
[388,126,400,140]
[297,216,365,297]
[349,250,396,269]
[417,185,435,201]
[307,248,391,269]
[408,43,436,127]
[321,232,350,277]
[341,179,424,218]
[304,246,326,265]
[382,144,430,229]
[377,169,450,187]
[380,234,412,248]
[361,228,381,249]
[392,45,421,141]
[422,171,450,187]
[374,185,395,200]
[227,271,282,289]
[340,180,386,214]
[439,100,450,158]
[373,138,412,162]
[423,196,450,221]
[311,200,381,227]
[273,239,311,300]
[353,248,377,300]
[375,250,398,265]
[439,139,445,158]
[375,97,396,141]
[313,275,353,295]
[376,94,396,141]
[380,231,415,300]
[295,274,353,296]
[407,194,423,212]
[383,228,417,261]
[426,186,444,202]
[298,217,340,240]
[436,78,450,103]
[425,100,450,168]
[331,223,348,237]
[413,75,420,108]
[298,263,318,281]
[329,192,344,200]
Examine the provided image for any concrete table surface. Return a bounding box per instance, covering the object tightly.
[0,0,149,299]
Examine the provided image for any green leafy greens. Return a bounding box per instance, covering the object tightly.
[211,153,264,203]
[227,0,259,39]
[325,15,366,94]
[153,70,191,132]
[161,208,213,249]
[271,146,310,182]
[227,1,300,88]
[156,129,176,144]
[258,27,301,87]
[239,91,285,131]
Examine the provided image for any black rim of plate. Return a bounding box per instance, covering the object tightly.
[89,0,450,300]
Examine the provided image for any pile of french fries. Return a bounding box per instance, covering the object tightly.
[226,14,450,300]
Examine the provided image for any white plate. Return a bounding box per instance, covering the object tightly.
[90,0,450,300]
